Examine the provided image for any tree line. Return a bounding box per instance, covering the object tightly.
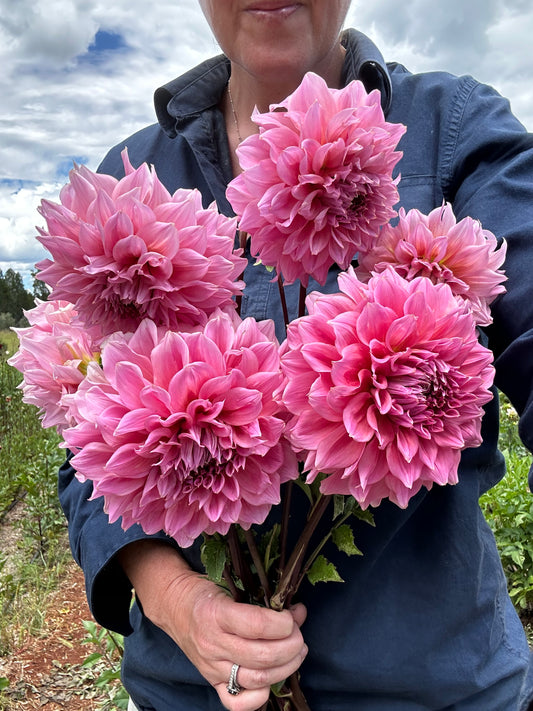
[0,268,49,330]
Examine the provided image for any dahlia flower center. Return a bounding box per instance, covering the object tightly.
[183,459,227,494]
[420,366,449,412]
[102,293,143,319]
[349,192,366,214]
[373,355,455,433]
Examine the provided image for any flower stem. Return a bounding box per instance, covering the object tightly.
[279,480,293,573]
[289,672,311,711]
[294,509,353,594]
[270,494,331,611]
[235,229,248,316]
[222,564,242,602]
[298,283,307,318]
[243,528,271,606]
[227,524,256,599]
[277,276,290,328]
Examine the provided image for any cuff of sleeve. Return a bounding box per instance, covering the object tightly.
[80,512,179,635]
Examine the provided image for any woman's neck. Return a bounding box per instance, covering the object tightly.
[224,45,346,175]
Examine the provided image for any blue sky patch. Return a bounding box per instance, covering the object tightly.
[55,157,90,179]
[78,30,130,65]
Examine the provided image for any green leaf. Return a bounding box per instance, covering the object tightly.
[82,652,103,667]
[0,677,9,691]
[201,535,227,583]
[333,495,345,519]
[306,555,344,585]
[332,523,362,556]
[352,506,375,527]
[270,680,292,698]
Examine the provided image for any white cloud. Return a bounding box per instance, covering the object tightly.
[1,0,532,282]
[0,181,61,260]
[346,0,533,129]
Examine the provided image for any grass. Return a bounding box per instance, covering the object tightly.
[0,329,128,708]
[0,329,69,654]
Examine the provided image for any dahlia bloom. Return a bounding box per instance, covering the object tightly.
[356,203,507,326]
[35,150,246,338]
[62,314,298,547]
[8,300,100,434]
[226,72,406,286]
[280,267,495,509]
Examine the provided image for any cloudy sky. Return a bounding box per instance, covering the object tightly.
[1,0,532,289]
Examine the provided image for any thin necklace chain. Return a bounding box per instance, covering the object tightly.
[227,79,243,144]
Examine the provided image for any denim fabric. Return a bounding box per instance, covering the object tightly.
[58,29,533,710]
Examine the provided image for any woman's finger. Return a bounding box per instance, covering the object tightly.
[214,681,270,711]
[216,595,298,639]
[225,643,308,692]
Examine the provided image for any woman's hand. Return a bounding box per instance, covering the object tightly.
[119,540,308,711]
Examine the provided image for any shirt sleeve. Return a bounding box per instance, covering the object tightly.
[57,453,180,635]
[441,79,533,472]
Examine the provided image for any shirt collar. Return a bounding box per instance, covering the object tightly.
[154,28,392,138]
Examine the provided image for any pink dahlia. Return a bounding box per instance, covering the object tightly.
[226,71,406,286]
[62,314,298,547]
[280,267,495,509]
[35,150,246,338]
[8,300,100,434]
[355,203,507,326]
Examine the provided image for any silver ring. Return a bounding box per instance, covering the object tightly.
[226,663,242,696]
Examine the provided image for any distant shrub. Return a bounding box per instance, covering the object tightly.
[480,394,533,613]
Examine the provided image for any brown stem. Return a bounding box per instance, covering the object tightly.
[222,564,242,602]
[279,480,293,574]
[270,494,331,611]
[235,229,248,316]
[227,524,256,598]
[243,528,271,605]
[289,672,312,711]
[298,283,307,318]
[293,508,353,596]
[277,276,290,328]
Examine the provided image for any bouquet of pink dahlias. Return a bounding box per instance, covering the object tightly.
[227,72,406,286]
[9,69,509,711]
[36,150,246,338]
[8,299,101,434]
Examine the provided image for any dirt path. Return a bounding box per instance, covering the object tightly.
[0,558,113,710]
[0,494,121,711]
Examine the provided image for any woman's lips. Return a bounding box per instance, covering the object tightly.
[246,2,302,19]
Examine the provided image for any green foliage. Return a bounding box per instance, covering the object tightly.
[307,555,344,585]
[0,329,131,706]
[331,523,363,557]
[0,338,69,653]
[0,343,62,523]
[201,534,228,584]
[81,620,129,710]
[0,269,35,326]
[480,394,533,613]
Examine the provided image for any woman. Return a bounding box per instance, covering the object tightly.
[59,1,533,709]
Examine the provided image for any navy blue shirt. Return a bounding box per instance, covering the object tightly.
[58,29,533,710]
